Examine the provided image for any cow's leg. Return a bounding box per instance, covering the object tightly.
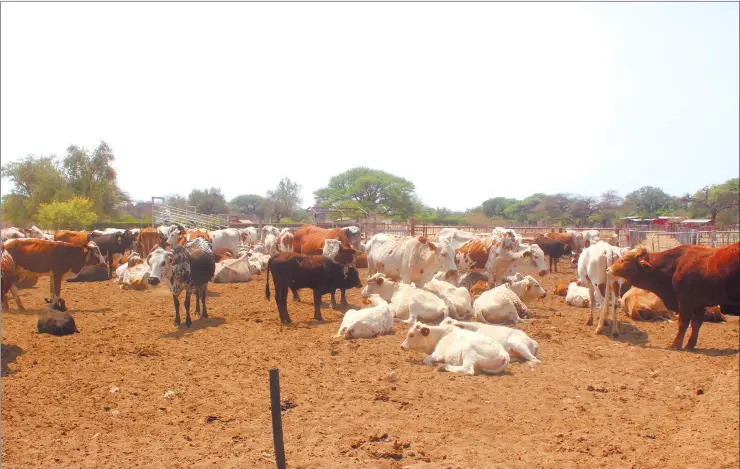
[670,311,691,350]
[200,285,208,319]
[685,311,704,350]
[275,282,291,323]
[50,272,65,311]
[595,283,608,335]
[292,286,301,302]
[313,289,324,322]
[193,285,201,317]
[173,294,181,326]
[340,288,348,307]
[330,290,337,309]
[554,256,559,273]
[108,253,113,279]
[183,287,192,327]
[9,285,25,311]
[610,282,620,337]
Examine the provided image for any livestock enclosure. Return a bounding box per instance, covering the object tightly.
[2,263,738,469]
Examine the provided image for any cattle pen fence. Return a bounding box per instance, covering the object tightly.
[621,229,740,252]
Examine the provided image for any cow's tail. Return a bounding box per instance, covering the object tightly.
[265,257,272,300]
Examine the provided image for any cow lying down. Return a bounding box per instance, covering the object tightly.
[473,275,546,324]
[440,318,540,368]
[401,321,510,375]
[361,273,448,324]
[337,294,393,339]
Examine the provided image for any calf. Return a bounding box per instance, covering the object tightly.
[265,252,362,323]
[566,282,591,308]
[401,321,510,375]
[148,246,216,327]
[441,317,540,367]
[608,243,740,349]
[473,276,546,324]
[3,239,107,311]
[620,287,674,321]
[336,294,393,339]
[422,278,474,320]
[578,241,627,337]
[532,235,571,273]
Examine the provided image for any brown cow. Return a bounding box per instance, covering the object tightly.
[545,231,578,253]
[554,280,571,296]
[1,249,16,311]
[2,238,107,311]
[54,230,90,246]
[293,224,356,265]
[608,243,740,350]
[136,227,162,258]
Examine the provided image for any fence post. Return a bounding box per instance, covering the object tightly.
[269,368,287,469]
[409,217,415,237]
[712,230,717,248]
[651,233,656,252]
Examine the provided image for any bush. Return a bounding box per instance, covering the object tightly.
[36,197,98,230]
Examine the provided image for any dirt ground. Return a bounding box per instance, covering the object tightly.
[2,264,738,469]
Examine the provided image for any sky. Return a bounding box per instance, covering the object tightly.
[1,2,738,212]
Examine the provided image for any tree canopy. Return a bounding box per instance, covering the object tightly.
[265,178,303,222]
[187,187,228,215]
[229,194,266,217]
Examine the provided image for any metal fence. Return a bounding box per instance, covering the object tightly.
[622,230,740,252]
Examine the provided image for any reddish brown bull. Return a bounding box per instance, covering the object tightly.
[293,224,356,265]
[608,243,740,350]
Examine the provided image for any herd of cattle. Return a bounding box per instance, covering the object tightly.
[1,223,738,375]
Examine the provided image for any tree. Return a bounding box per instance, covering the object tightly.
[187,188,228,214]
[165,194,188,210]
[504,194,545,223]
[313,167,416,220]
[687,178,740,224]
[591,190,624,226]
[569,196,598,226]
[229,194,266,217]
[480,197,517,218]
[265,178,303,222]
[625,186,673,217]
[1,155,68,224]
[533,193,573,224]
[36,197,98,230]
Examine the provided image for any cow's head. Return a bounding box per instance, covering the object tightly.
[522,275,547,299]
[607,246,648,281]
[85,241,108,268]
[341,264,363,290]
[323,239,356,265]
[401,321,440,354]
[147,248,171,286]
[520,245,547,277]
[362,273,397,300]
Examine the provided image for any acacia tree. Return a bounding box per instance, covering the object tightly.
[187,188,228,214]
[313,167,416,220]
[625,186,673,217]
[688,178,740,224]
[229,194,265,217]
[265,178,303,221]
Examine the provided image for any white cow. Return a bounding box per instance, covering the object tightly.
[365,234,457,287]
[121,255,150,290]
[277,228,294,253]
[577,241,626,337]
[336,294,393,339]
[25,226,53,241]
[422,278,473,320]
[264,234,278,256]
[261,225,280,242]
[1,228,25,242]
[361,273,445,323]
[436,228,480,250]
[213,256,253,283]
[401,321,511,375]
[473,275,546,324]
[582,229,600,248]
[441,318,540,367]
[209,228,244,257]
[240,227,260,246]
[341,226,363,251]
[566,282,590,308]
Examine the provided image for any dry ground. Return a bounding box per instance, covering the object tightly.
[2,264,738,469]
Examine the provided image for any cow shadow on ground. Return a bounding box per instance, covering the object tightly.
[639,344,739,357]
[160,316,226,339]
[206,291,221,298]
[607,322,650,345]
[2,306,49,317]
[1,344,24,377]
[402,357,516,376]
[71,307,113,314]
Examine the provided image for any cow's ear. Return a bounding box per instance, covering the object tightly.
[639,259,653,269]
[524,281,531,293]
[420,326,430,336]
[427,241,438,252]
[418,236,427,244]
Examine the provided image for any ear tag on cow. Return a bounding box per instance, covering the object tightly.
[117,235,122,241]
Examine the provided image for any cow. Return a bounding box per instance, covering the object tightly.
[264,233,278,256]
[2,238,107,311]
[532,235,571,273]
[88,230,136,278]
[440,317,540,367]
[136,227,162,258]
[54,229,91,246]
[148,245,216,327]
[582,229,600,248]
[703,306,727,323]
[261,225,280,242]
[22,226,53,241]
[1,249,16,311]
[554,280,571,296]
[213,256,252,283]
[400,321,511,375]
[361,273,417,322]
[241,227,260,246]
[276,228,294,253]
[422,278,474,320]
[545,231,579,255]
[209,228,246,258]
[336,294,393,339]
[607,243,740,349]
[578,241,628,337]
[365,234,456,287]
[293,224,356,265]
[265,252,362,323]
[341,226,363,251]
[619,287,674,321]
[174,229,211,246]
[473,275,546,324]
[566,282,591,308]
[1,227,25,242]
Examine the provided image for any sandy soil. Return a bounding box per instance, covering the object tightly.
[2,264,738,469]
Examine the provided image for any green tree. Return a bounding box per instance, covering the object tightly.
[187,187,228,214]
[687,178,740,224]
[569,196,598,226]
[314,167,416,220]
[480,197,517,218]
[165,194,188,210]
[504,194,545,222]
[265,178,303,222]
[36,197,98,230]
[229,194,265,216]
[0,155,68,224]
[625,186,673,217]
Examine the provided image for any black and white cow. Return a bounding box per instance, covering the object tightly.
[89,230,136,278]
[147,245,216,327]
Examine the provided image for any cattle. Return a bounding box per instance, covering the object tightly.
[241,227,260,246]
[1,249,16,311]
[174,229,211,246]
[354,252,368,269]
[264,234,278,256]
[361,273,417,322]
[37,310,79,336]
[619,287,674,321]
[336,294,393,339]
[473,275,546,324]
[261,225,280,242]
[365,234,456,287]
[582,229,600,248]
[400,321,510,375]
[554,280,571,296]
[606,233,620,246]
[566,282,591,308]
[1,227,25,242]
[54,229,91,246]
[293,224,356,265]
[209,228,245,258]
[703,306,727,323]
[341,226,363,251]
[148,245,216,327]
[545,231,579,254]
[578,241,627,337]
[213,256,252,283]
[456,271,489,291]
[136,227,162,258]
[532,235,571,273]
[88,230,136,278]
[441,318,540,367]
[265,252,362,323]
[608,243,740,349]
[422,278,474,320]
[118,253,150,290]
[3,238,107,311]
[469,280,491,300]
[66,265,110,282]
[276,228,294,253]
[22,226,53,241]
[436,228,480,250]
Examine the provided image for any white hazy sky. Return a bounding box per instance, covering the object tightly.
[1,2,738,211]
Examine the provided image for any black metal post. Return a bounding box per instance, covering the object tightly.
[269,368,287,469]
